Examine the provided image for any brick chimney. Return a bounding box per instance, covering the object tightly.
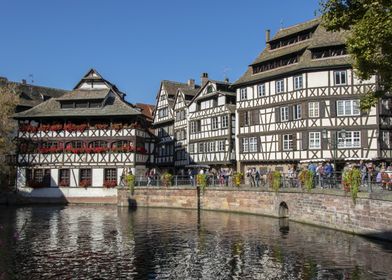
[187,79,195,89]
[265,29,271,43]
[201,72,208,87]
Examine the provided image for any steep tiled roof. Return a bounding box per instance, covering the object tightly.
[57,89,110,100]
[234,18,350,86]
[135,103,155,120]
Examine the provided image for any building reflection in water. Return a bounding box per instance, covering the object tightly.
[0,205,390,279]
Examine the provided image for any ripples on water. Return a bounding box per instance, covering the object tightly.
[0,205,391,279]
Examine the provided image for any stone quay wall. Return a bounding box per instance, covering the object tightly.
[118,187,392,241]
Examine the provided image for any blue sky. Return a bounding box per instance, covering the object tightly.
[0,0,320,104]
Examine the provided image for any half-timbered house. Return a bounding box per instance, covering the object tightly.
[188,74,236,169]
[14,69,153,190]
[153,79,196,172]
[173,83,199,169]
[233,18,385,172]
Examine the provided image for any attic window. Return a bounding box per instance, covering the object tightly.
[269,27,316,50]
[61,101,74,109]
[207,85,213,93]
[252,52,301,74]
[75,101,88,108]
[311,45,347,59]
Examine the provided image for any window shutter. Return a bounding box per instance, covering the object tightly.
[321,134,328,150]
[292,133,297,150]
[289,106,294,121]
[252,110,260,125]
[275,108,280,123]
[302,132,308,150]
[277,135,282,151]
[302,103,307,119]
[330,100,336,117]
[331,131,337,148]
[239,112,245,127]
[320,101,326,118]
[361,130,368,148]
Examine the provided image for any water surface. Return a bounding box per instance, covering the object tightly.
[0,205,391,279]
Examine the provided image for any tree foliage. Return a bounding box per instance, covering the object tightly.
[0,83,19,159]
[320,0,392,110]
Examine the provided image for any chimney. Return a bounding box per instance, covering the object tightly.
[265,29,271,43]
[21,79,27,85]
[224,78,229,83]
[187,79,195,89]
[201,72,208,87]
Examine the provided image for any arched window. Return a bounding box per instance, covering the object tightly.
[89,140,108,148]
[206,85,213,94]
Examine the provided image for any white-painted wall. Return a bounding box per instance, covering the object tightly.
[92,168,104,187]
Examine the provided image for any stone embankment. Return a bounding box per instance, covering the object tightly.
[118,187,392,241]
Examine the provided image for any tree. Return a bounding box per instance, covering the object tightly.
[0,83,19,157]
[320,0,392,110]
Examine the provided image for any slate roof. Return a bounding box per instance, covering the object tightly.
[57,89,110,100]
[0,77,68,109]
[14,93,141,118]
[234,18,350,86]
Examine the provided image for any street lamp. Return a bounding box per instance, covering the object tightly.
[322,128,346,171]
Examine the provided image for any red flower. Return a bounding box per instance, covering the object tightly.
[103,180,116,188]
[79,179,91,188]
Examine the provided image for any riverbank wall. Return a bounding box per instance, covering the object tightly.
[118,187,392,241]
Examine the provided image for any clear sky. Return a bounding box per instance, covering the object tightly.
[0,0,320,104]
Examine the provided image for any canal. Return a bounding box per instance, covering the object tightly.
[0,205,391,279]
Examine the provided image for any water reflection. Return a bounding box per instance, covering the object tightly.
[0,205,391,279]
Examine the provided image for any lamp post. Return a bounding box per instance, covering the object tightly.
[322,128,346,171]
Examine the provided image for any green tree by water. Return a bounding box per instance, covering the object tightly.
[320,0,392,110]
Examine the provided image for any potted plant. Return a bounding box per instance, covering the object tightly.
[232,172,243,187]
[196,174,208,193]
[79,179,91,188]
[125,174,135,194]
[103,180,117,188]
[161,172,173,187]
[268,171,282,192]
[342,168,361,203]
[298,170,314,192]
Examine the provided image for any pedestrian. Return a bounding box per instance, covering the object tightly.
[255,168,260,187]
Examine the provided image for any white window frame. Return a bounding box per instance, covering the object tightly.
[294,75,303,90]
[242,138,249,153]
[240,88,247,100]
[334,70,347,85]
[276,79,285,93]
[308,102,319,118]
[337,131,361,148]
[283,134,293,151]
[293,104,301,120]
[190,122,196,134]
[218,140,225,151]
[211,117,219,130]
[337,100,360,116]
[309,132,321,149]
[221,115,229,128]
[257,84,266,97]
[280,107,289,122]
[249,137,258,152]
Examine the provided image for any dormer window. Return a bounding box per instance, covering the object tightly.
[61,101,74,109]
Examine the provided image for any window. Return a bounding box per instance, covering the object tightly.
[59,169,70,187]
[221,115,229,128]
[207,85,213,93]
[211,117,219,130]
[190,122,197,134]
[257,84,266,97]
[89,140,107,148]
[293,104,302,120]
[218,140,225,151]
[276,79,285,93]
[160,94,166,101]
[206,142,215,152]
[280,107,289,122]
[242,138,249,153]
[294,75,303,90]
[75,101,88,108]
[337,100,360,116]
[334,70,347,85]
[338,131,360,148]
[42,141,58,148]
[104,168,117,182]
[309,132,321,149]
[79,169,92,187]
[283,134,293,151]
[249,137,258,152]
[112,140,130,148]
[240,88,247,100]
[89,100,102,108]
[67,141,83,149]
[158,107,168,118]
[60,101,74,109]
[382,131,392,148]
[199,143,205,153]
[308,102,319,118]
[189,144,194,153]
[244,111,250,126]
[200,99,215,110]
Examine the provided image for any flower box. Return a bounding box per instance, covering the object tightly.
[103,180,117,188]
